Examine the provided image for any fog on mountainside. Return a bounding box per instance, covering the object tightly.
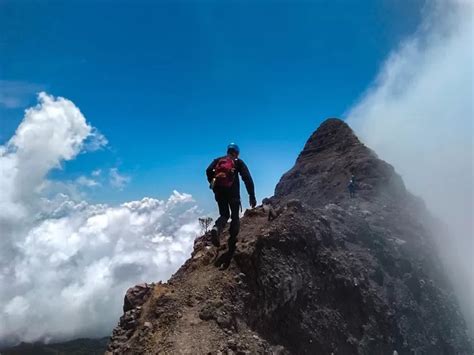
[346,0,473,333]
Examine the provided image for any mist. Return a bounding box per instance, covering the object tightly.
[346,0,473,331]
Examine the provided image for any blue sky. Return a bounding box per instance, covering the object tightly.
[0,0,424,211]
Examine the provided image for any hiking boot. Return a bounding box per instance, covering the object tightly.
[214,250,232,269]
[210,227,220,247]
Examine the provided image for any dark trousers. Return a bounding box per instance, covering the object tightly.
[214,191,240,253]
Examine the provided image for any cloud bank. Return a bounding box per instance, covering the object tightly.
[0,93,200,345]
[346,0,473,331]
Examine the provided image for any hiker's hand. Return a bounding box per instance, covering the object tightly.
[249,195,257,208]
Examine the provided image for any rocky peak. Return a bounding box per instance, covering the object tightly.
[300,118,362,154]
[106,119,472,355]
[274,118,407,208]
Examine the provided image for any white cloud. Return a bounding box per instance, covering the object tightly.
[346,0,473,332]
[1,193,199,345]
[91,169,102,177]
[0,93,201,346]
[76,176,100,187]
[84,128,108,152]
[0,92,93,253]
[109,167,130,190]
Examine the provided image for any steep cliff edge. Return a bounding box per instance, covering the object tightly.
[107,118,472,354]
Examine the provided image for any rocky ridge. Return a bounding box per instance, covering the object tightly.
[107,118,472,354]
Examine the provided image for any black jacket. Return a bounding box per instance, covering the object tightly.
[206,156,255,199]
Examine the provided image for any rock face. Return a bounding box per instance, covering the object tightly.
[273,118,407,207]
[107,118,472,354]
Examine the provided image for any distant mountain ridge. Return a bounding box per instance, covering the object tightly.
[0,337,108,355]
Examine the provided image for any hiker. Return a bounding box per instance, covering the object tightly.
[348,176,356,198]
[206,143,256,267]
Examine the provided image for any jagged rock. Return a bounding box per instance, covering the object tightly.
[107,118,472,354]
[123,283,153,312]
[216,313,233,329]
[285,198,304,211]
[199,303,217,321]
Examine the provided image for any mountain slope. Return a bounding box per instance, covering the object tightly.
[0,338,108,355]
[107,118,472,354]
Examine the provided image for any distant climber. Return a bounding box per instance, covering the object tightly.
[348,175,356,198]
[206,143,256,268]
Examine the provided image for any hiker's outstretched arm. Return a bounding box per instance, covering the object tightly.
[206,159,218,183]
[239,160,255,198]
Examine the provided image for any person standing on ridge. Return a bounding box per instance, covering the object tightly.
[348,175,356,198]
[206,143,256,267]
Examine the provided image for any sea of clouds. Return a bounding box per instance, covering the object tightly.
[347,0,473,332]
[0,93,201,345]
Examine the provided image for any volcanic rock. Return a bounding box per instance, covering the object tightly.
[107,118,472,354]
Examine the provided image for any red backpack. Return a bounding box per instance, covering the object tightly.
[214,156,235,188]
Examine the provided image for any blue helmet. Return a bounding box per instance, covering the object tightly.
[227,143,240,154]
